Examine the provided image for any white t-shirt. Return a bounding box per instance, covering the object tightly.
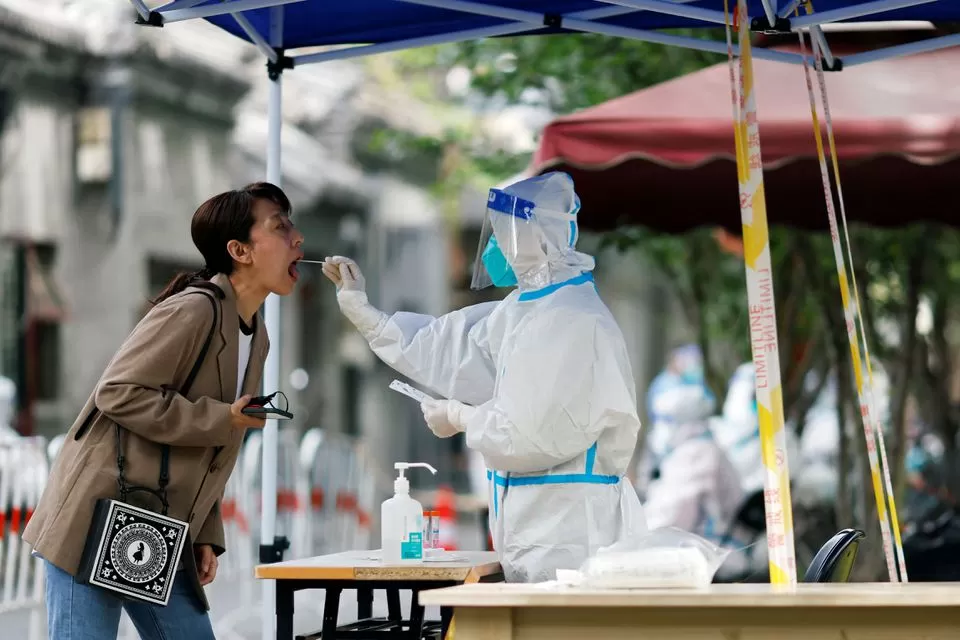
[237,317,254,400]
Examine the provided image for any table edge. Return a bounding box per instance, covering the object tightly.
[254,560,502,582]
[419,586,960,608]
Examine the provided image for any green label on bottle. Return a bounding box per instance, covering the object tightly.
[401,532,423,560]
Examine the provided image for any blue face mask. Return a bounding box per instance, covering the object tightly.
[481,235,518,288]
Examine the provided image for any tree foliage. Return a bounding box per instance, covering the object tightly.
[455,31,726,112]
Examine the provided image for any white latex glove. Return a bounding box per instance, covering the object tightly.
[420,399,475,439]
[321,256,385,339]
[321,255,366,293]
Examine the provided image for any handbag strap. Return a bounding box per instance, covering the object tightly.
[117,290,220,514]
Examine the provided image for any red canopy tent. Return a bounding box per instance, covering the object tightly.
[532,38,960,233]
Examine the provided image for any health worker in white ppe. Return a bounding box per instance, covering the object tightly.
[646,344,704,418]
[321,172,647,583]
[634,344,704,493]
[644,377,743,553]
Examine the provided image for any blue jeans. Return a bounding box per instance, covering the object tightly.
[45,561,215,640]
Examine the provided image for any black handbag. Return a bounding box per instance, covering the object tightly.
[76,290,219,606]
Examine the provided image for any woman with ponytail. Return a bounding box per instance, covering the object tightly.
[24,182,304,639]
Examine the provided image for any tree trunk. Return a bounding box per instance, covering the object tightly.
[791,344,830,440]
[889,247,923,504]
[933,304,960,500]
[775,238,802,416]
[833,331,852,526]
[840,368,889,581]
[918,281,960,499]
[796,234,851,525]
[688,234,727,402]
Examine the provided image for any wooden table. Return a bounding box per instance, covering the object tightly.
[255,550,502,640]
[419,581,960,640]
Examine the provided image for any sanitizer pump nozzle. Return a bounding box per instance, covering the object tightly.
[393,462,437,494]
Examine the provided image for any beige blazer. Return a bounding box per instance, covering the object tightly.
[22,273,269,609]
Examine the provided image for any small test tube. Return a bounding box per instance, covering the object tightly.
[430,511,440,549]
[422,510,433,549]
[423,510,440,550]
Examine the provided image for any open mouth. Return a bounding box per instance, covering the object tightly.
[288,259,300,280]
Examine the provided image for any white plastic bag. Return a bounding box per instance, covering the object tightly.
[579,526,732,589]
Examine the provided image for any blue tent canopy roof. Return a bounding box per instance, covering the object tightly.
[191,0,960,50]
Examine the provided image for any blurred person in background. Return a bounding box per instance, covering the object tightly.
[904,417,952,511]
[638,343,704,486]
[22,183,302,639]
[323,172,647,583]
[906,423,932,494]
[646,344,704,418]
[644,375,744,548]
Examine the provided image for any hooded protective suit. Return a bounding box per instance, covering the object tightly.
[644,379,743,540]
[645,344,704,418]
[324,172,647,582]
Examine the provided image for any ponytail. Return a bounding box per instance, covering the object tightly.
[155,181,289,307]
[151,266,216,305]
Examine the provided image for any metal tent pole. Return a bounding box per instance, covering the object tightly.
[260,7,287,640]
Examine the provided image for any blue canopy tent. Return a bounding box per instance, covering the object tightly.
[123,0,959,635]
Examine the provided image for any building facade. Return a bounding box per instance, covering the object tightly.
[0,4,253,435]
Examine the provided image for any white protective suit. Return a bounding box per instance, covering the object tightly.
[644,380,743,546]
[325,172,647,583]
[645,344,704,416]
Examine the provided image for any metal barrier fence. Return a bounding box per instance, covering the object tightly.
[294,429,379,558]
[0,436,48,640]
[0,427,389,638]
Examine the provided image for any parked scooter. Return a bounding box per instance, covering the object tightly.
[902,497,960,581]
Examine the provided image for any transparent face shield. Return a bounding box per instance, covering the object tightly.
[470,189,537,291]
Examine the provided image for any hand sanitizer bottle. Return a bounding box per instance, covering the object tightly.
[381,462,437,564]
